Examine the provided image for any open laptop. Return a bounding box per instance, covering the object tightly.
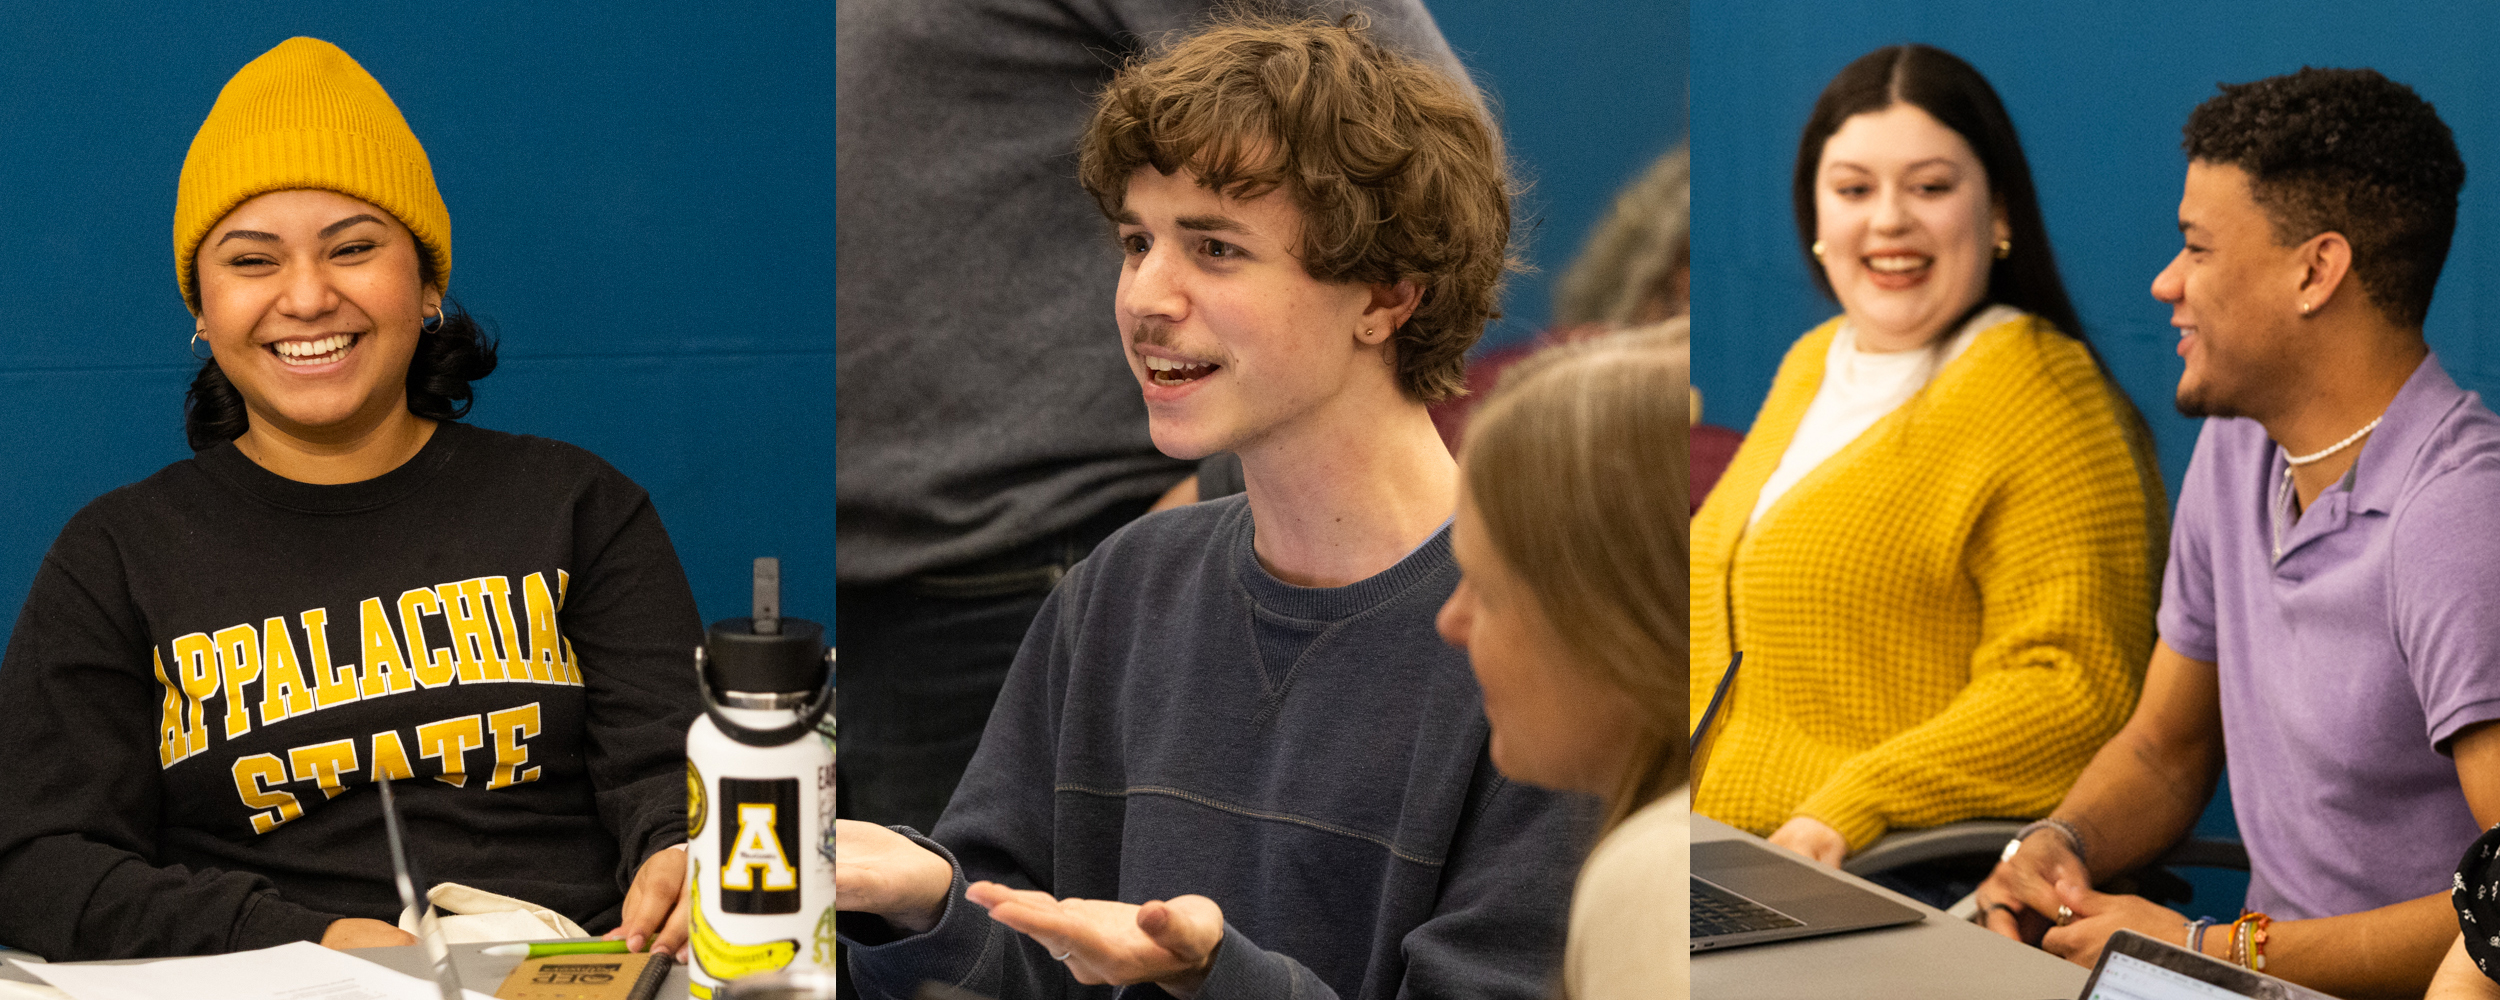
[1691,652,1925,951]
[2077,930,2337,1000]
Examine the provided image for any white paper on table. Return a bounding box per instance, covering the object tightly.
[0,979,69,1000]
[12,941,495,1000]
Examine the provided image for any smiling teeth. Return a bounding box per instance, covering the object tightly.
[273,333,356,365]
[1144,354,1217,384]
[1866,256,1930,273]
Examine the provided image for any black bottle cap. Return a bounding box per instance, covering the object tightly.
[705,617,827,694]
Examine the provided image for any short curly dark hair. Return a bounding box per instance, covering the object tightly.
[1077,12,1516,403]
[2182,67,2464,330]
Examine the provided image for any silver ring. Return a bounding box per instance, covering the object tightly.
[1051,949,1072,961]
[2056,904,2075,926]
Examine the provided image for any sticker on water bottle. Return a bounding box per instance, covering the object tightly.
[687,761,708,838]
[717,777,801,914]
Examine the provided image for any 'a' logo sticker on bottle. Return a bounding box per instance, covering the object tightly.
[718,777,801,914]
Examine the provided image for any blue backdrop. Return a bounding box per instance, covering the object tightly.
[1690,0,2500,911]
[0,5,834,637]
[1692,0,2500,493]
[1432,0,1687,348]
[0,2,1672,652]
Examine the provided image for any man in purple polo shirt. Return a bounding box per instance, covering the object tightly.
[1972,67,2500,997]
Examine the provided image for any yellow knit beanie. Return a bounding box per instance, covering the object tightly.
[175,37,451,313]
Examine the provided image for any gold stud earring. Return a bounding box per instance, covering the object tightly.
[2299,301,2313,315]
[1811,240,1827,259]
[1996,239,2012,260]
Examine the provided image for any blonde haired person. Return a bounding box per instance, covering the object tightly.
[1689,43,2164,898]
[0,38,701,959]
[1438,325,1689,997]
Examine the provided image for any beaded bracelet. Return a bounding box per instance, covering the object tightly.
[2227,912,2271,971]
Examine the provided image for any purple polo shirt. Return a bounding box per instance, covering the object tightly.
[2161,354,2500,920]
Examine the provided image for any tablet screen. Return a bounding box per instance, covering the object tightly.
[2087,950,2256,1000]
[2078,930,2329,1000]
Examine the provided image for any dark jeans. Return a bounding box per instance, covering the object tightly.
[834,499,1148,837]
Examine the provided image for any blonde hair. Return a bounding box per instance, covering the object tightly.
[1461,322,1689,829]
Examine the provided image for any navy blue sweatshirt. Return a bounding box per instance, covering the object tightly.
[843,496,1594,999]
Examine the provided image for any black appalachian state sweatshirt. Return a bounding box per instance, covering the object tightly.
[0,421,702,959]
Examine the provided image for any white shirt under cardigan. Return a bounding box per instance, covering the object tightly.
[1748,304,2019,527]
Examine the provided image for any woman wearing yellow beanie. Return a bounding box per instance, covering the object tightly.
[0,38,703,959]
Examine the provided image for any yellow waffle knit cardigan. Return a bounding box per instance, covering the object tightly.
[1691,312,2165,850]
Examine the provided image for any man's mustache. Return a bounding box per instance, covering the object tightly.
[1131,318,1177,349]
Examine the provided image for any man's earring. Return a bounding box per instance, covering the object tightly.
[1811,240,1826,259]
[2299,301,2313,315]
[1996,239,2012,260]
[190,332,214,362]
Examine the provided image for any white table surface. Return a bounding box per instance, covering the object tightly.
[0,940,696,998]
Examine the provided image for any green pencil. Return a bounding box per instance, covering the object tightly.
[481,939,633,958]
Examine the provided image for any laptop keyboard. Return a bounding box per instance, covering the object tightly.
[1693,876,1805,937]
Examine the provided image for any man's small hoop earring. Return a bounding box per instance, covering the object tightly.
[422,306,445,334]
[189,332,214,362]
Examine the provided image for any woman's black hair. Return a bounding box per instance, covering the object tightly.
[183,245,498,452]
[1791,44,2159,500]
[1790,44,2089,351]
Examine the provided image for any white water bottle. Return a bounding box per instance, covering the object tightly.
[687,558,835,998]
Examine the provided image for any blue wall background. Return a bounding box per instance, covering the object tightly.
[0,5,834,638]
[1692,0,2500,912]
[0,1,1670,649]
[1692,0,2499,492]
[1433,0,1687,349]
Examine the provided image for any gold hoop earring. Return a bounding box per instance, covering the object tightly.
[1996,239,2012,260]
[189,332,214,362]
[1811,240,1827,259]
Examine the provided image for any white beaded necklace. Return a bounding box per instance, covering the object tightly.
[2283,416,2383,467]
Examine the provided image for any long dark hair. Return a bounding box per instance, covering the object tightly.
[183,248,498,452]
[1791,44,2089,352]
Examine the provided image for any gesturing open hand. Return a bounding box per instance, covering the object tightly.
[832,819,956,934]
[966,881,1226,1000]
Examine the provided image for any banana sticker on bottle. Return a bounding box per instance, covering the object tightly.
[689,876,798,997]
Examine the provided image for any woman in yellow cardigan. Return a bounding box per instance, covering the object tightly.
[1690,43,2166,904]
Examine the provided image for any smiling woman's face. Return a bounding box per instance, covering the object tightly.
[194,188,440,445]
[1813,103,2008,352]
